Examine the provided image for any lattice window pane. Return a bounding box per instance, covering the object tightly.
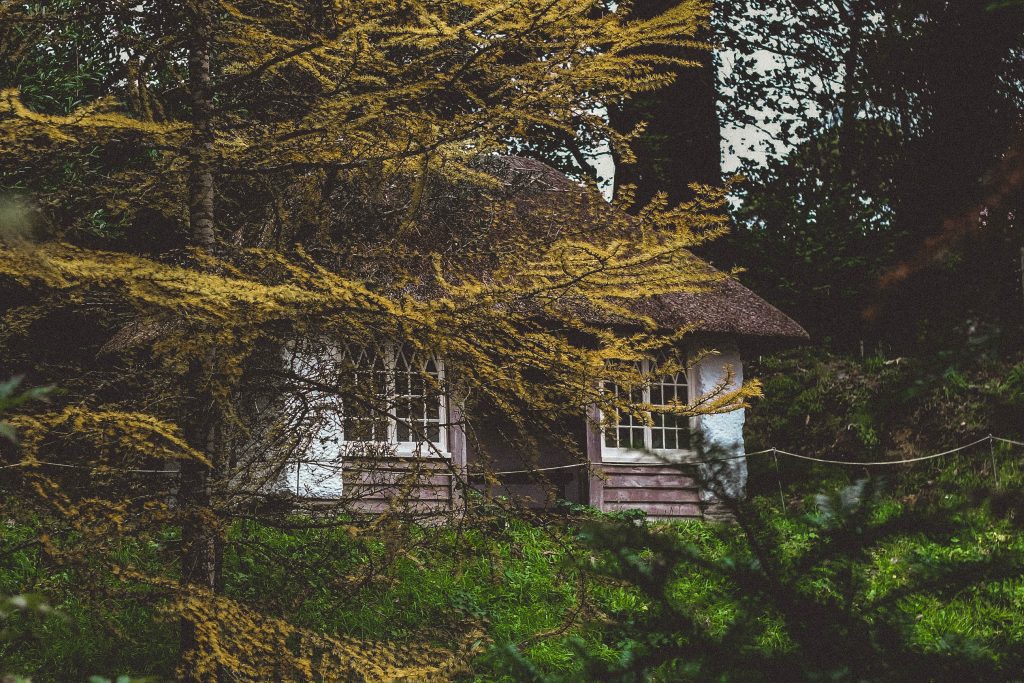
[395,347,443,445]
[650,366,689,451]
[604,363,647,450]
[340,346,389,442]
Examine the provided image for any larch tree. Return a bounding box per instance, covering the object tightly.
[0,0,757,679]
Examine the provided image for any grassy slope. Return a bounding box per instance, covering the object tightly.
[2,482,1024,681]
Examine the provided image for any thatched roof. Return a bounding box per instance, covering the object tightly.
[628,279,808,339]
[471,156,808,340]
[100,155,807,356]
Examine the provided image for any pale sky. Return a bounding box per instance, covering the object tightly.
[594,46,782,200]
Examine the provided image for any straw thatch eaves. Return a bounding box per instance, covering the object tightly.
[474,156,808,341]
[629,278,808,339]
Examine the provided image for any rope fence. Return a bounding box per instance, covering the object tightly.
[479,434,1024,475]
[3,435,1023,477]
[745,435,1024,467]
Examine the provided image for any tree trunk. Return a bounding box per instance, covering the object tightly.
[178,409,218,682]
[610,0,722,207]
[835,0,862,194]
[179,2,219,680]
[188,0,216,250]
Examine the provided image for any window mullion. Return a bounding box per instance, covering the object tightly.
[386,345,398,445]
[643,360,653,451]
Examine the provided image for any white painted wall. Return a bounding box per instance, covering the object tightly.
[693,343,747,501]
[281,342,345,498]
[281,417,345,498]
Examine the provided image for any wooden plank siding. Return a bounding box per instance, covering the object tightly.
[341,457,459,516]
[339,395,468,518]
[586,406,705,520]
[599,463,703,520]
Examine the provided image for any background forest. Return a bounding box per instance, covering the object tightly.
[3,0,1024,682]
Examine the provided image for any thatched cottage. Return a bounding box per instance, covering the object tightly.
[283,157,807,520]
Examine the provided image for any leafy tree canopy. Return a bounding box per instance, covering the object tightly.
[0,1,759,679]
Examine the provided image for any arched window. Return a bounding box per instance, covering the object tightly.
[394,347,443,446]
[339,346,390,443]
[337,344,447,453]
[602,357,693,462]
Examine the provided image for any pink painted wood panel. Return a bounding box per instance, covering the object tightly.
[597,462,703,519]
[345,470,453,488]
[342,456,456,514]
[605,473,700,489]
[346,499,456,515]
[348,485,453,501]
[603,487,701,503]
[600,464,695,475]
[603,501,702,518]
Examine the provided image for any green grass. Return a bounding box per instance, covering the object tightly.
[3,482,1024,681]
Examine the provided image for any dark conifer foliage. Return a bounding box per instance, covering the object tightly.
[610,0,722,207]
[716,0,1024,350]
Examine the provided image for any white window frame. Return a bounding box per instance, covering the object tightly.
[599,358,697,464]
[337,344,449,458]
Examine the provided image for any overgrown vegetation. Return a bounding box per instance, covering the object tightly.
[2,0,1023,680]
[5,460,1024,682]
[0,1,759,678]
[740,344,1024,500]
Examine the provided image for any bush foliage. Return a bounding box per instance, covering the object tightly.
[5,466,1024,681]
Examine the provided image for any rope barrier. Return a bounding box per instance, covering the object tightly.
[0,460,179,474]
[466,462,589,477]
[3,434,1023,476]
[752,436,996,467]
[477,433,1022,476]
